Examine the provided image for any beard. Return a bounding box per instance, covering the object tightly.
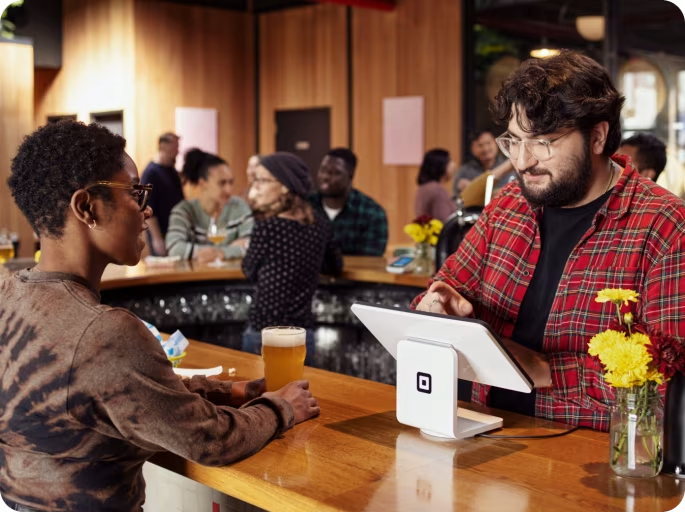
[516,142,593,208]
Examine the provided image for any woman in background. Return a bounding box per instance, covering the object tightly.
[242,152,342,364]
[414,148,457,221]
[241,154,261,200]
[166,149,253,263]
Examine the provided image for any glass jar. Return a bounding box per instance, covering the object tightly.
[413,242,433,275]
[610,386,664,478]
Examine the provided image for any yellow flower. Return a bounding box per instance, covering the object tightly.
[404,223,426,244]
[428,219,443,236]
[429,235,439,246]
[590,330,652,388]
[588,329,625,359]
[623,312,634,326]
[595,288,640,306]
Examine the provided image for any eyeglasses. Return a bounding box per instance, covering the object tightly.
[495,129,576,162]
[252,176,278,186]
[84,181,153,211]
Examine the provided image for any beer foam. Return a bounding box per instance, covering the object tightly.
[262,327,306,347]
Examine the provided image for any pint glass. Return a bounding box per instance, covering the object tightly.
[262,326,306,392]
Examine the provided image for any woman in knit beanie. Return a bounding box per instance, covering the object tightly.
[242,152,343,364]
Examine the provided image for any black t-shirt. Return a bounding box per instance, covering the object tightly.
[489,189,612,416]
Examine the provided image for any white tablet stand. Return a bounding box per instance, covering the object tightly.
[351,302,533,441]
[396,338,502,439]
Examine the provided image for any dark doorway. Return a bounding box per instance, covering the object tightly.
[90,111,124,137]
[275,107,331,178]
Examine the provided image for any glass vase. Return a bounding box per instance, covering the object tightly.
[610,385,664,478]
[413,242,433,275]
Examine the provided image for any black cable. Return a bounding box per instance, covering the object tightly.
[476,426,583,439]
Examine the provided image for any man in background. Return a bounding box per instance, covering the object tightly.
[141,132,184,255]
[310,148,388,256]
[617,133,667,182]
[452,129,516,197]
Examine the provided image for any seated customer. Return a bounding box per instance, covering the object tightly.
[414,148,457,221]
[2,120,318,512]
[310,148,388,256]
[413,51,685,431]
[452,129,516,197]
[166,149,253,263]
[617,133,667,182]
[242,152,343,363]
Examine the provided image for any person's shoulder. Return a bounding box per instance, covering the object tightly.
[227,195,251,212]
[83,308,160,349]
[483,180,529,218]
[629,175,685,225]
[351,188,386,213]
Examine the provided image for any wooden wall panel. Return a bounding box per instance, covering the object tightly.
[259,4,348,154]
[0,42,34,257]
[353,0,462,248]
[34,0,136,152]
[133,0,255,191]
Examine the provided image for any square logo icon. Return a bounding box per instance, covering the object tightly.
[417,372,432,394]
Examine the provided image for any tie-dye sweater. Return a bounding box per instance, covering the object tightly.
[0,269,294,511]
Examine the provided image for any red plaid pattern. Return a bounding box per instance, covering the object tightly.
[412,155,685,431]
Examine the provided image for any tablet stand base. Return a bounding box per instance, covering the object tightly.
[396,338,503,440]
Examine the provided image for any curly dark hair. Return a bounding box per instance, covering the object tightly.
[621,133,667,180]
[491,50,626,157]
[325,147,358,176]
[417,149,451,185]
[8,120,126,238]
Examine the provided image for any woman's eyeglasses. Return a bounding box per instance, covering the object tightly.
[84,181,153,211]
[252,176,278,186]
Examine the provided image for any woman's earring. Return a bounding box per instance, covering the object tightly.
[89,221,97,229]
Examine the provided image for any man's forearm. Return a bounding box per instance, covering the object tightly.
[148,217,164,244]
[500,337,552,389]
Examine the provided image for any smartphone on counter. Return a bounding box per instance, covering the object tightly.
[386,256,415,274]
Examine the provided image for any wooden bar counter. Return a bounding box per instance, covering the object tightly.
[151,340,684,512]
[100,256,431,290]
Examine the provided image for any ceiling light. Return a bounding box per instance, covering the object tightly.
[576,15,605,42]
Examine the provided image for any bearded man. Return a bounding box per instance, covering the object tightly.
[412,51,685,431]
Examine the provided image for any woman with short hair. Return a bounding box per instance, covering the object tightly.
[0,121,318,512]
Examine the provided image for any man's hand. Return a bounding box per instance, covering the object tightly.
[263,380,320,425]
[499,338,552,389]
[415,281,473,317]
[196,247,222,264]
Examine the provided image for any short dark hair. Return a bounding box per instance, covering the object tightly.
[158,132,179,145]
[468,129,495,145]
[181,148,227,184]
[326,148,358,176]
[417,149,451,185]
[491,50,625,157]
[621,133,667,181]
[8,120,126,238]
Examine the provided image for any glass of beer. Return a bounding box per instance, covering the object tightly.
[207,217,226,245]
[0,241,14,264]
[262,326,306,392]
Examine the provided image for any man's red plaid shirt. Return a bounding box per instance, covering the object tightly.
[412,155,685,431]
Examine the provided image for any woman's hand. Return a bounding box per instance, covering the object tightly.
[196,247,223,264]
[415,281,473,317]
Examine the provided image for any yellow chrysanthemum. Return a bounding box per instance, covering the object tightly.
[404,223,426,244]
[588,329,625,359]
[428,219,444,235]
[596,333,652,388]
[429,235,439,246]
[595,288,640,306]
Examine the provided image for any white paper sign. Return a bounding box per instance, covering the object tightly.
[175,107,219,169]
[383,96,424,166]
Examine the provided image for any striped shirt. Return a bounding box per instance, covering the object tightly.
[413,154,685,431]
[166,197,253,260]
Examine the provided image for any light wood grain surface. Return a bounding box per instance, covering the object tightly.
[0,41,34,258]
[151,340,684,512]
[100,256,430,290]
